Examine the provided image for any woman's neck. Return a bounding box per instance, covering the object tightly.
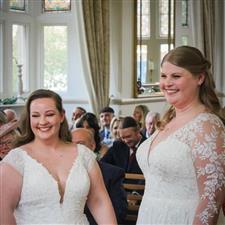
[174,101,206,120]
[33,138,64,152]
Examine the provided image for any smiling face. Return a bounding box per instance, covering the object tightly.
[133,108,143,122]
[119,127,141,149]
[160,62,204,109]
[30,98,64,142]
[112,120,120,139]
[100,112,113,128]
[145,115,154,135]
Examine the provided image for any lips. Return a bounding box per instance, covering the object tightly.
[164,89,178,94]
[37,126,52,132]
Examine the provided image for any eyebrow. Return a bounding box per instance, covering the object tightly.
[31,109,56,114]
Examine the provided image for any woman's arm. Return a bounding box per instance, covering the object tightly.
[0,163,22,225]
[192,119,225,225]
[87,161,117,225]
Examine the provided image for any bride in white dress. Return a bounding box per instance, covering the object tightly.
[136,46,225,225]
[0,89,117,225]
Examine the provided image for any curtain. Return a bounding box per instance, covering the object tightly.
[190,0,215,73]
[82,0,110,115]
[201,0,215,74]
[190,0,225,100]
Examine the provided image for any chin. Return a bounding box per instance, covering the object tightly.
[165,96,178,105]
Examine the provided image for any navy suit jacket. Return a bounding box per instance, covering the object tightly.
[101,135,146,174]
[85,161,127,225]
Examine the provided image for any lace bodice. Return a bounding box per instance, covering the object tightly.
[136,113,225,225]
[2,144,96,225]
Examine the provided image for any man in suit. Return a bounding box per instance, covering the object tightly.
[99,106,115,147]
[101,116,146,174]
[71,128,127,225]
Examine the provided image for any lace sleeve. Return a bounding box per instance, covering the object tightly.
[191,116,225,225]
[2,148,24,175]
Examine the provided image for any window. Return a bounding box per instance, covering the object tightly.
[136,0,175,88]
[181,0,188,27]
[137,44,148,83]
[1,0,91,101]
[43,25,68,92]
[137,0,150,38]
[12,24,28,93]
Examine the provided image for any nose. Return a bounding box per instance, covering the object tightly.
[164,77,174,87]
[39,115,48,125]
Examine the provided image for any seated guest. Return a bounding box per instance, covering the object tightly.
[110,116,122,142]
[141,111,160,138]
[71,128,127,225]
[3,108,18,122]
[76,112,108,159]
[132,104,149,131]
[99,106,115,147]
[0,110,7,124]
[70,106,86,130]
[0,111,19,160]
[101,116,146,174]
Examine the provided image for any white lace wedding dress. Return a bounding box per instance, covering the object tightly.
[2,144,96,225]
[136,113,225,225]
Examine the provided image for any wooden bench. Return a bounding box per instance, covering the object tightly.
[123,173,145,224]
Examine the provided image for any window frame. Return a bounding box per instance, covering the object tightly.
[12,23,29,93]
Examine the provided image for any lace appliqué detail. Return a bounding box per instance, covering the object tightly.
[172,113,225,225]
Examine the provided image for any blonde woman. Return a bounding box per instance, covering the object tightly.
[132,104,149,130]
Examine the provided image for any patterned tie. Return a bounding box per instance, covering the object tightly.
[129,147,137,165]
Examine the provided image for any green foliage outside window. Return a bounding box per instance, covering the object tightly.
[44,26,68,91]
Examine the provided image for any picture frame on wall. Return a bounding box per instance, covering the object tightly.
[42,0,71,12]
[10,0,25,11]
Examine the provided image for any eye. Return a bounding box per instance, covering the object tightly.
[31,114,39,118]
[46,113,55,117]
[160,73,167,78]
[172,74,181,79]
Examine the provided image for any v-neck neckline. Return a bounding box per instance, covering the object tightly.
[19,148,79,204]
[149,112,207,154]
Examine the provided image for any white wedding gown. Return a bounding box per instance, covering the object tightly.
[2,144,96,225]
[136,113,225,225]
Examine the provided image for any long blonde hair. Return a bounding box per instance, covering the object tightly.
[133,104,149,129]
[158,46,225,129]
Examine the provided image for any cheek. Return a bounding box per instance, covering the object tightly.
[180,81,198,95]
[30,118,37,127]
[159,78,165,89]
